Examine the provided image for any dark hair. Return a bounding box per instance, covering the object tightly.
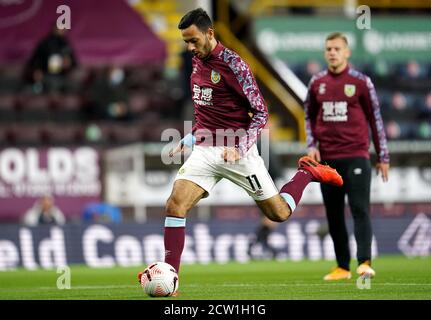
[326,32,348,45]
[178,8,213,32]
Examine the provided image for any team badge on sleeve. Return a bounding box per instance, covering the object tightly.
[211,70,221,84]
[344,84,356,97]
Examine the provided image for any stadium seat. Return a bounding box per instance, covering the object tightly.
[110,123,145,144]
[128,91,150,116]
[401,60,427,80]
[0,65,23,93]
[125,64,164,90]
[416,121,431,140]
[16,94,52,122]
[418,93,431,120]
[386,92,418,123]
[6,123,44,145]
[0,126,8,146]
[385,120,414,140]
[41,122,83,145]
[378,90,392,115]
[66,68,91,93]
[84,122,115,144]
[0,95,17,122]
[50,94,83,122]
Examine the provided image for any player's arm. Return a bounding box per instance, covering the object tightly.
[224,53,268,161]
[361,76,390,182]
[304,77,321,162]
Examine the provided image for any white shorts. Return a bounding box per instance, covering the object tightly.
[174,144,279,201]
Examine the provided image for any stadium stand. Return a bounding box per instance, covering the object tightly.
[0,59,184,147]
[0,1,429,147]
[0,0,430,224]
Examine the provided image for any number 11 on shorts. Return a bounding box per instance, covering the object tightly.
[246,174,262,191]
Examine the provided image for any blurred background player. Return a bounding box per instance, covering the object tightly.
[161,8,343,280]
[304,32,390,280]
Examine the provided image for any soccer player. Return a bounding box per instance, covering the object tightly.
[154,9,343,282]
[304,32,390,280]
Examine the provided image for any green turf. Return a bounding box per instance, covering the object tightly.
[0,256,430,300]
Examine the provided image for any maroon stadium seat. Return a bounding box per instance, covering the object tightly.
[0,126,8,145]
[41,122,83,145]
[16,94,52,122]
[0,95,17,122]
[50,94,83,122]
[128,92,150,117]
[110,123,144,144]
[6,123,43,145]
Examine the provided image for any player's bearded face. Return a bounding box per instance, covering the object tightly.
[181,25,214,60]
[200,34,213,59]
[189,32,212,59]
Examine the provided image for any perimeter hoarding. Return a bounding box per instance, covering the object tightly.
[0,147,102,221]
[0,214,429,271]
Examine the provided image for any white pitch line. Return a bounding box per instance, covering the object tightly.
[37,285,137,290]
[44,283,431,289]
[187,283,431,287]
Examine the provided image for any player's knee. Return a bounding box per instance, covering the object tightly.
[276,202,293,222]
[267,208,291,223]
[165,197,188,217]
[274,212,291,222]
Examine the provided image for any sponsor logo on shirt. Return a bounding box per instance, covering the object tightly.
[344,84,356,97]
[193,84,213,106]
[322,101,348,122]
[211,70,221,84]
[318,83,326,95]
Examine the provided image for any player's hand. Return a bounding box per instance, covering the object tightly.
[168,141,187,157]
[169,133,195,157]
[222,147,241,163]
[376,162,389,182]
[307,147,321,162]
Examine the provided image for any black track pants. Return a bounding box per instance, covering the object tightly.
[320,157,372,270]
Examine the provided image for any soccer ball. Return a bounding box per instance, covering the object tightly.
[139,262,179,297]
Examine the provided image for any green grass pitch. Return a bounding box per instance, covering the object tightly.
[1,256,430,300]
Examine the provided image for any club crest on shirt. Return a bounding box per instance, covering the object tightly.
[344,84,356,97]
[211,70,221,84]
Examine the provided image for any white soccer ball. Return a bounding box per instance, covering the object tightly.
[140,262,179,297]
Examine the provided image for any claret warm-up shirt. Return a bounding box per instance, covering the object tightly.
[190,41,268,156]
[304,66,390,163]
